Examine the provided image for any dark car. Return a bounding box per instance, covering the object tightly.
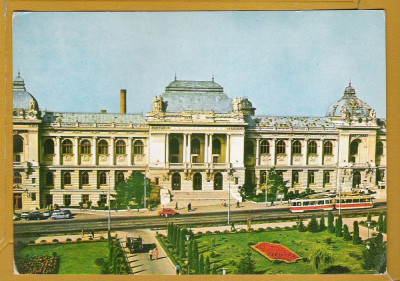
[158,208,179,217]
[28,211,44,220]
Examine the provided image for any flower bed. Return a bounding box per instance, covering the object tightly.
[15,255,59,274]
[251,242,301,263]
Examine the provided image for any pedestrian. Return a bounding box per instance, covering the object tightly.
[223,201,227,207]
[188,202,191,212]
[176,264,181,275]
[230,220,235,231]
[154,247,159,260]
[236,201,240,208]
[175,201,178,210]
[149,249,153,261]
[91,228,94,238]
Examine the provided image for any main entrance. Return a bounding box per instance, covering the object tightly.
[13,193,22,210]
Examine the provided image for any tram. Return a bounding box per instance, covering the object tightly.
[333,195,373,210]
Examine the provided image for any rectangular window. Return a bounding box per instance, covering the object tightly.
[32,178,36,184]
[31,193,36,201]
[155,177,159,185]
[82,194,90,204]
[234,177,239,185]
[192,155,198,163]
[64,195,71,206]
[213,156,219,163]
[100,194,107,205]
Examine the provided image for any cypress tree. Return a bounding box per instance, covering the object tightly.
[188,240,193,268]
[211,264,217,274]
[180,232,186,259]
[367,212,372,222]
[335,215,343,237]
[383,214,387,233]
[343,224,351,241]
[353,221,361,245]
[204,256,211,274]
[176,227,181,253]
[199,254,204,274]
[298,219,306,232]
[193,240,199,273]
[307,214,319,233]
[378,213,384,232]
[328,211,335,233]
[319,214,326,231]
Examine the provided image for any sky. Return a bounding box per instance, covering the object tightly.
[13,11,386,117]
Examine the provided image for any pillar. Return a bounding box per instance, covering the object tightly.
[204,134,208,163]
[318,139,324,166]
[92,137,97,166]
[187,133,192,163]
[183,133,187,163]
[74,137,79,165]
[271,139,276,166]
[56,136,61,165]
[128,138,132,165]
[165,133,169,164]
[255,138,260,166]
[303,139,308,166]
[287,138,292,166]
[110,137,115,165]
[226,134,231,164]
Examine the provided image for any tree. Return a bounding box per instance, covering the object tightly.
[328,211,335,233]
[335,215,343,237]
[309,248,334,273]
[362,233,387,273]
[319,214,326,232]
[343,224,351,241]
[238,182,257,200]
[353,221,361,245]
[179,232,186,259]
[235,250,256,274]
[187,240,193,269]
[211,264,217,274]
[112,172,151,209]
[308,214,319,233]
[204,256,211,274]
[262,167,289,202]
[378,213,384,232]
[199,254,204,274]
[298,219,307,232]
[367,212,372,222]
[193,240,199,273]
[383,214,387,233]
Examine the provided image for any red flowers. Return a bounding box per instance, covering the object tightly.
[252,242,301,263]
[15,255,59,274]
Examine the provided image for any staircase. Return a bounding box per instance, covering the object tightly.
[167,191,237,207]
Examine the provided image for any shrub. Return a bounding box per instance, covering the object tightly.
[214,230,221,235]
[247,241,256,246]
[324,237,333,245]
[308,214,319,233]
[328,211,335,234]
[348,251,361,260]
[197,231,203,235]
[335,215,343,237]
[274,227,281,231]
[302,257,310,262]
[40,240,47,243]
[52,239,59,243]
[272,240,280,244]
[298,219,307,232]
[256,228,265,232]
[266,227,273,231]
[206,231,212,235]
[319,214,326,231]
[76,238,82,242]
[239,229,247,233]
[343,225,352,241]
[223,230,230,234]
[284,226,291,231]
[66,238,72,243]
[99,236,105,241]
[89,237,93,241]
[353,221,361,245]
[28,240,35,244]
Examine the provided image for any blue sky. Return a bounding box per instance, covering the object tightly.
[13,11,386,117]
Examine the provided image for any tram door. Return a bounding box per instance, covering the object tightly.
[14,193,22,210]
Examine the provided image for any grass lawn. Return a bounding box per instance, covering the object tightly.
[16,242,109,274]
[171,230,374,274]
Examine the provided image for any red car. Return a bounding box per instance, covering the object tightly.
[158,208,179,217]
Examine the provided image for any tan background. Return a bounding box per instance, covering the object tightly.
[0,0,399,280]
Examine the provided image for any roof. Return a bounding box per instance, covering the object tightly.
[13,73,39,110]
[161,79,233,113]
[249,116,336,128]
[41,111,146,124]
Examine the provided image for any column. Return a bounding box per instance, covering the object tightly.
[318,139,324,166]
[271,139,276,166]
[187,133,192,163]
[204,134,208,163]
[56,136,61,165]
[226,134,231,164]
[110,137,115,166]
[165,133,169,164]
[74,137,79,165]
[92,137,97,166]
[287,138,292,166]
[127,137,132,165]
[255,138,260,166]
[183,133,187,163]
[208,134,213,163]
[303,139,308,166]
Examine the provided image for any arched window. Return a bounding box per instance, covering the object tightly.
[323,141,333,155]
[212,139,221,154]
[62,139,73,154]
[276,140,286,154]
[13,171,22,184]
[193,173,202,190]
[64,172,71,185]
[191,139,200,154]
[376,141,384,156]
[98,140,108,155]
[99,172,107,185]
[13,136,23,153]
[293,171,299,184]
[308,141,317,154]
[245,140,254,156]
[133,140,144,154]
[81,139,91,154]
[115,140,126,155]
[308,171,315,184]
[44,139,54,154]
[172,173,181,190]
[214,173,223,190]
[260,140,270,154]
[350,140,360,155]
[116,172,125,183]
[260,171,267,185]
[81,172,89,185]
[353,171,361,187]
[292,140,302,154]
[324,171,330,184]
[46,172,54,186]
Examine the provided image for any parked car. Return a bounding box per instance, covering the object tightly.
[20,211,30,220]
[42,210,52,218]
[29,211,44,220]
[51,211,71,220]
[158,208,179,217]
[62,210,72,217]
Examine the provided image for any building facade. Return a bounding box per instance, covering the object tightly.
[12,74,386,210]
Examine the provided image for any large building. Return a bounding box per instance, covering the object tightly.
[12,73,386,211]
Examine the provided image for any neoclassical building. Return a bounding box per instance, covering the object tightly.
[12,73,386,210]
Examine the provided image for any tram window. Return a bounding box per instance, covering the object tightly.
[353,198,359,203]
[318,200,324,205]
[303,201,309,206]
[360,198,366,203]
[309,201,316,206]
[297,202,302,206]
[341,199,345,203]
[346,199,352,203]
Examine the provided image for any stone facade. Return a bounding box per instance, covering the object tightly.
[12,75,386,210]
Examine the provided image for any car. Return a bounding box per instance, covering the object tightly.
[62,210,72,217]
[51,211,71,220]
[158,208,178,217]
[20,211,30,220]
[29,211,44,220]
[42,210,52,218]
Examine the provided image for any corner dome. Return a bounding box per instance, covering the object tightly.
[326,83,373,118]
[13,73,39,110]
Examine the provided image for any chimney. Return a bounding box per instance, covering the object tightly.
[120,89,126,114]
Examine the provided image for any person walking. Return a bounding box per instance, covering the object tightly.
[149,249,153,261]
[91,228,94,238]
[154,247,159,260]
[236,201,240,208]
[175,202,178,210]
[231,220,235,231]
[176,264,181,275]
[188,202,191,212]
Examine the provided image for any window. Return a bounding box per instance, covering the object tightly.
[46,172,54,186]
[13,171,22,184]
[245,140,254,156]
[377,169,385,182]
[308,141,317,154]
[169,139,179,155]
[350,140,360,155]
[276,140,286,154]
[13,136,23,153]
[115,140,126,155]
[100,194,107,205]
[191,139,200,154]
[32,178,36,184]
[324,171,330,184]
[323,141,333,155]
[376,142,384,156]
[133,140,144,154]
[81,172,89,185]
[214,173,223,190]
[64,195,71,206]
[62,139,73,154]
[99,172,107,185]
[293,171,299,184]
[44,139,54,154]
[292,140,302,154]
[81,139,91,154]
[260,140,270,154]
[31,193,36,201]
[172,173,181,190]
[212,156,219,163]
[98,140,108,155]
[260,171,267,185]
[64,172,71,185]
[82,194,90,204]
[155,177,159,185]
[193,173,202,190]
[353,171,361,187]
[308,171,315,184]
[116,172,125,183]
[212,139,221,154]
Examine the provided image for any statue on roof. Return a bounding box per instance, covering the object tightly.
[369,109,376,119]
[341,107,350,119]
[27,98,39,119]
[152,95,163,112]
